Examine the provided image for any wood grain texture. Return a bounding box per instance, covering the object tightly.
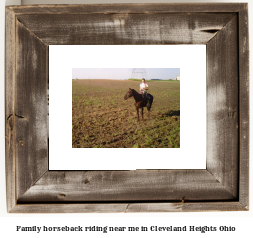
[206,16,239,198]
[5,3,249,213]
[7,3,246,15]
[238,4,249,208]
[18,170,236,202]
[5,7,16,212]
[10,202,247,213]
[16,13,236,45]
[15,20,48,200]
[125,202,247,213]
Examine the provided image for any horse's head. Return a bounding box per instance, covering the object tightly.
[124,88,133,100]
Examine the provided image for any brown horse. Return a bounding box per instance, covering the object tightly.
[124,88,153,121]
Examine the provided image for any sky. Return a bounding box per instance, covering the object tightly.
[72,68,180,80]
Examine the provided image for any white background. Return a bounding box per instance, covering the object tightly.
[0,0,252,237]
[49,45,206,170]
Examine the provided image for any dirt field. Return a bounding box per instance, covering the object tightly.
[72,79,180,148]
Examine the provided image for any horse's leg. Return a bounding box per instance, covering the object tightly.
[141,107,143,120]
[136,107,139,121]
[147,107,150,118]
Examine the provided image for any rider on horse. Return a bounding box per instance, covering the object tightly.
[140,78,150,107]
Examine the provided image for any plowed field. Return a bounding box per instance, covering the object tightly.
[72,79,180,148]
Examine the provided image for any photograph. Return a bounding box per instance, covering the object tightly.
[49,45,205,170]
[3,1,250,218]
[72,68,180,148]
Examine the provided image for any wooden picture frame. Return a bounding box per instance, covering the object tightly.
[5,3,249,213]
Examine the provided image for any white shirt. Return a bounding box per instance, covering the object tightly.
[140,83,148,93]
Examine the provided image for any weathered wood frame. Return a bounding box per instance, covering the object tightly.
[5,4,249,213]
